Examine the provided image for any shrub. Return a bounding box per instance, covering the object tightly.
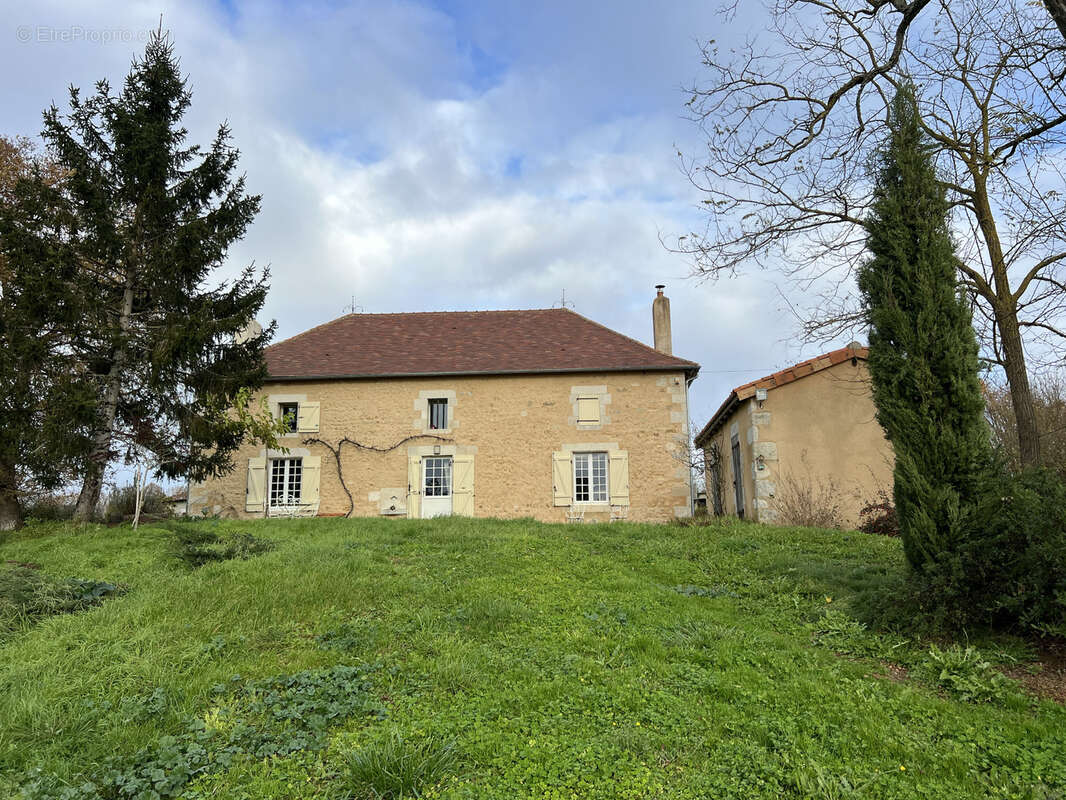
[169,525,275,568]
[338,733,457,799]
[0,565,122,634]
[104,483,171,524]
[775,471,844,530]
[947,468,1066,636]
[21,494,75,522]
[857,491,899,536]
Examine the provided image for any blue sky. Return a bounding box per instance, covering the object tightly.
[2,0,829,484]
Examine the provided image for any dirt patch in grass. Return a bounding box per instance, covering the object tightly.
[868,661,910,683]
[1004,640,1066,704]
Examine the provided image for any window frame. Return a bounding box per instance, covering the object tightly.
[427,398,449,430]
[269,457,303,507]
[572,451,609,504]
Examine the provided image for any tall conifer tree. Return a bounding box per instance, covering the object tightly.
[858,84,992,573]
[0,138,95,529]
[18,30,273,520]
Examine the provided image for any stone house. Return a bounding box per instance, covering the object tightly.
[693,344,893,528]
[190,290,699,523]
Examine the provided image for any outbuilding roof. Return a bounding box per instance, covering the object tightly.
[265,308,700,380]
[693,343,867,445]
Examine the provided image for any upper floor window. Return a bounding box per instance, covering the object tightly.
[573,452,608,503]
[279,402,299,433]
[428,398,448,430]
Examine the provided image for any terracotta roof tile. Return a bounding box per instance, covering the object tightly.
[694,344,867,444]
[265,308,700,380]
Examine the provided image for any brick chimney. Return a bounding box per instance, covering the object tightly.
[652,285,672,355]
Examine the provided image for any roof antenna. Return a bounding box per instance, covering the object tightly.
[552,289,574,309]
[343,295,364,314]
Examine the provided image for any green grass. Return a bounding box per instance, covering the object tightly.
[0,516,1063,799]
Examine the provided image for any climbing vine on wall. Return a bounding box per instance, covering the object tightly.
[301,434,454,518]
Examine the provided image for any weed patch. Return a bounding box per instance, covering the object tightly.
[0,565,121,635]
[168,525,275,568]
[18,664,383,799]
[338,733,457,799]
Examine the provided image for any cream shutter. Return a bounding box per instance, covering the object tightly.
[297,401,320,433]
[407,455,421,519]
[577,396,599,423]
[452,454,475,517]
[245,457,266,512]
[609,450,630,506]
[552,451,572,506]
[302,455,321,513]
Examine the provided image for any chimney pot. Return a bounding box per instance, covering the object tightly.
[652,286,672,355]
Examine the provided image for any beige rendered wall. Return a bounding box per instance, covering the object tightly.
[702,360,893,528]
[191,370,693,523]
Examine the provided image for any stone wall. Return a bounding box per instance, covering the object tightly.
[191,370,693,523]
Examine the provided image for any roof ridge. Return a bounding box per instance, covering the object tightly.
[557,307,700,368]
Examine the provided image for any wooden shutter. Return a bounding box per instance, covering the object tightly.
[407,455,421,519]
[552,451,572,506]
[297,401,320,433]
[302,455,321,513]
[609,450,630,506]
[452,454,475,517]
[245,457,266,512]
[577,396,599,423]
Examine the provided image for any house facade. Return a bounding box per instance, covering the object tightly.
[190,295,699,523]
[694,344,893,528]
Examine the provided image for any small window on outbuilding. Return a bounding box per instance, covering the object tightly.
[428,398,448,430]
[576,396,600,424]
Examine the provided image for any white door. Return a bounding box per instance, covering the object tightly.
[421,456,453,518]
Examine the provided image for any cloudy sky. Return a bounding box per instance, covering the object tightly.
[2,0,827,431]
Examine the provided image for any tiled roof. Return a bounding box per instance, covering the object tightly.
[694,344,867,445]
[265,309,700,380]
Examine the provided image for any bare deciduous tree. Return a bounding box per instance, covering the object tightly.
[677,0,1066,467]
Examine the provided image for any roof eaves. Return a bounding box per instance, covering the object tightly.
[267,364,696,382]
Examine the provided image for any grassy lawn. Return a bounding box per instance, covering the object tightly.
[1,516,1063,799]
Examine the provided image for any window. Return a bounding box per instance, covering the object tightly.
[279,402,298,433]
[270,457,302,506]
[576,396,600,424]
[573,452,608,503]
[423,456,452,496]
[428,398,448,430]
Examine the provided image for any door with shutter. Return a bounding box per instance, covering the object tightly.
[407,456,421,519]
[552,451,572,506]
[421,456,453,518]
[608,450,630,506]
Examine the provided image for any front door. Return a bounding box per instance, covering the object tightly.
[421,456,453,518]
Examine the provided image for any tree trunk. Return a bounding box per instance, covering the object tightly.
[0,458,22,531]
[74,273,137,522]
[996,305,1042,467]
[971,171,1042,467]
[1043,0,1066,41]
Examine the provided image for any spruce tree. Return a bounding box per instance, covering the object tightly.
[18,31,273,520]
[858,84,993,573]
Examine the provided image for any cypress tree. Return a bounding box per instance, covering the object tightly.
[858,84,992,574]
[15,30,274,520]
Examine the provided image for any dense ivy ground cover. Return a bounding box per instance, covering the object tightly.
[0,516,1063,798]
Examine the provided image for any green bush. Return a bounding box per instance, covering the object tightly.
[21,494,76,522]
[169,525,275,568]
[338,733,457,799]
[103,483,171,523]
[950,468,1066,636]
[0,565,122,634]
